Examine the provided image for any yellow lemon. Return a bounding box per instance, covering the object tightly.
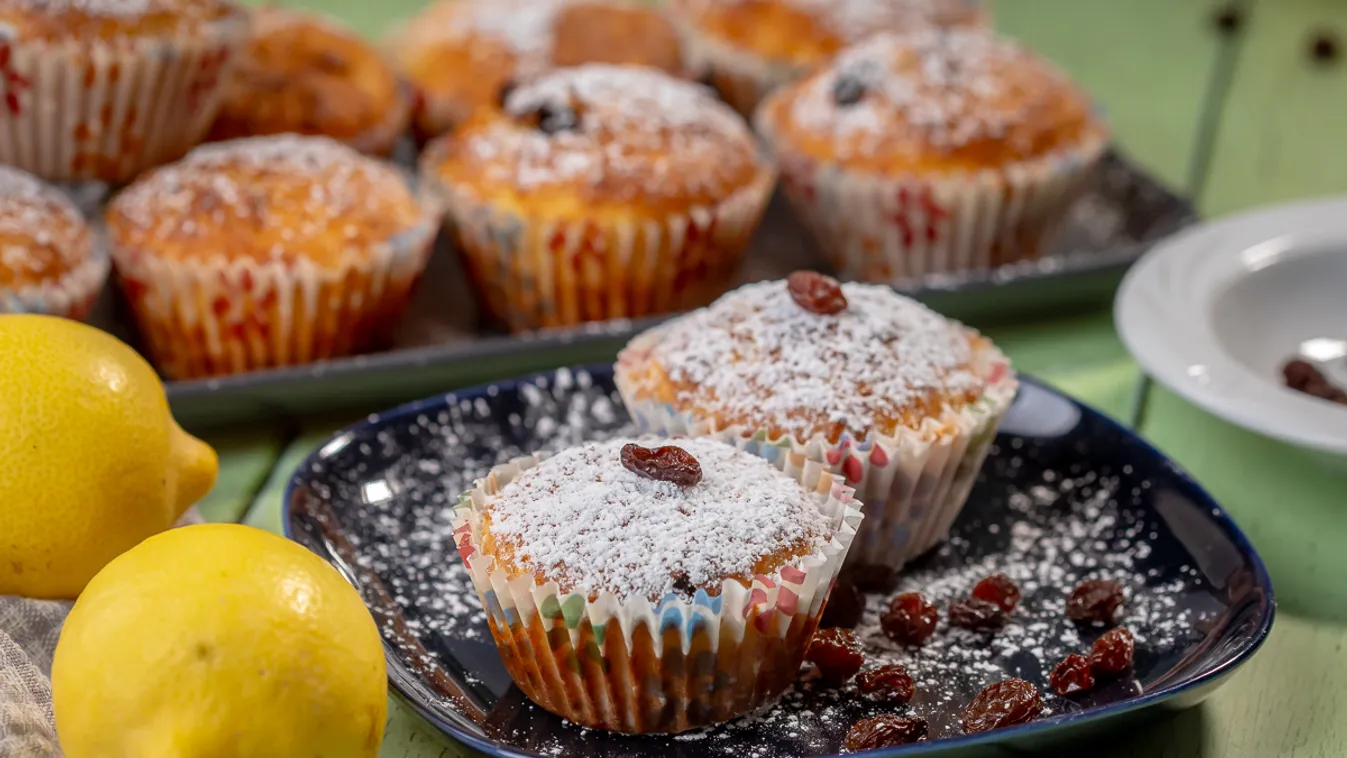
[0,314,217,599]
[52,523,388,758]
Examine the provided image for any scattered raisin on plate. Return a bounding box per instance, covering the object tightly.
[806,628,866,683]
[948,597,1007,631]
[786,271,848,315]
[820,580,864,629]
[971,573,1021,613]
[1066,579,1126,625]
[619,443,702,487]
[1090,627,1136,675]
[961,678,1042,734]
[1049,653,1096,696]
[842,714,928,752]
[880,592,939,646]
[855,664,915,704]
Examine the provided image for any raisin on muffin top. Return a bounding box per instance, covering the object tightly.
[758,29,1106,172]
[106,135,425,267]
[425,64,767,208]
[625,278,993,444]
[478,437,834,602]
[0,166,92,288]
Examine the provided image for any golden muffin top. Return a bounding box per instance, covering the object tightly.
[423,64,768,211]
[478,437,833,602]
[207,7,406,152]
[393,0,688,137]
[106,135,428,268]
[0,166,92,289]
[757,30,1107,173]
[672,0,984,69]
[0,0,245,41]
[621,277,999,444]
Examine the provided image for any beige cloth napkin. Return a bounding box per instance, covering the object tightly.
[0,508,206,757]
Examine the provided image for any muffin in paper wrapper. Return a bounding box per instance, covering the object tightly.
[420,145,776,333]
[110,215,436,380]
[676,22,803,119]
[0,14,250,184]
[756,106,1110,282]
[451,452,865,734]
[0,246,108,322]
[615,326,1018,569]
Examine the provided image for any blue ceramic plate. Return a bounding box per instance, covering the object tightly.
[285,365,1273,758]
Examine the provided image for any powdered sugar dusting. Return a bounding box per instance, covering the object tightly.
[680,0,981,44]
[460,64,759,197]
[787,29,1063,155]
[0,165,89,277]
[487,436,832,601]
[648,279,982,442]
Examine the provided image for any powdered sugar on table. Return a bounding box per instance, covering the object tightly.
[486,437,831,601]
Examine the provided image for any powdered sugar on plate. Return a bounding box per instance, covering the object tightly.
[647,279,983,442]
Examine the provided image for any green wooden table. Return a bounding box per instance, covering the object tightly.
[217,0,1347,754]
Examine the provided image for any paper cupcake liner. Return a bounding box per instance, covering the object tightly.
[676,21,804,118]
[0,245,109,321]
[109,217,435,380]
[756,110,1110,282]
[452,451,864,733]
[615,328,1018,569]
[0,14,249,184]
[420,152,775,333]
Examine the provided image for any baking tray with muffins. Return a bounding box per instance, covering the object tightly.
[0,0,1194,431]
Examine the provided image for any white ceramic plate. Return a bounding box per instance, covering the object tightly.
[1116,196,1347,460]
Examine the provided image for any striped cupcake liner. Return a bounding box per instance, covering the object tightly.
[0,13,250,184]
[756,104,1110,282]
[420,147,775,333]
[615,328,1018,569]
[109,215,436,380]
[0,244,109,321]
[452,451,864,734]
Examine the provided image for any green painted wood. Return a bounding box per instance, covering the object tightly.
[1200,0,1347,215]
[194,429,287,523]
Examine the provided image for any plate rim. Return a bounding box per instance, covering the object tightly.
[1115,194,1347,456]
[283,365,1275,758]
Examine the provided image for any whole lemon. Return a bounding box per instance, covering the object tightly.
[52,523,388,758]
[0,314,217,598]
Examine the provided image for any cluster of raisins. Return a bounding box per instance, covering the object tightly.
[1050,627,1136,696]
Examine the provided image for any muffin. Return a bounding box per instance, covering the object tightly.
[615,273,1018,569]
[453,436,863,732]
[207,6,410,156]
[106,135,435,379]
[670,0,986,116]
[390,0,695,140]
[756,30,1110,282]
[0,166,107,319]
[420,64,775,332]
[0,0,250,183]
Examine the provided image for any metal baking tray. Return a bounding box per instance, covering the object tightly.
[85,149,1194,432]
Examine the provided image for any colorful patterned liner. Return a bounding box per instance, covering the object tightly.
[0,14,250,184]
[0,244,109,321]
[452,452,864,734]
[615,328,1019,569]
[419,147,776,333]
[755,104,1111,282]
[109,210,436,380]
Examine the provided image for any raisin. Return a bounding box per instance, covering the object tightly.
[842,714,927,752]
[520,101,580,134]
[971,574,1021,613]
[1311,30,1341,63]
[495,78,518,109]
[831,75,866,106]
[1049,653,1095,696]
[786,270,848,315]
[671,572,697,598]
[880,592,938,646]
[806,628,866,683]
[620,443,702,487]
[948,597,1006,631]
[845,563,897,594]
[961,678,1042,734]
[855,664,915,703]
[1211,4,1242,34]
[820,580,864,629]
[1089,627,1135,675]
[1066,579,1125,625]
[1283,359,1347,403]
